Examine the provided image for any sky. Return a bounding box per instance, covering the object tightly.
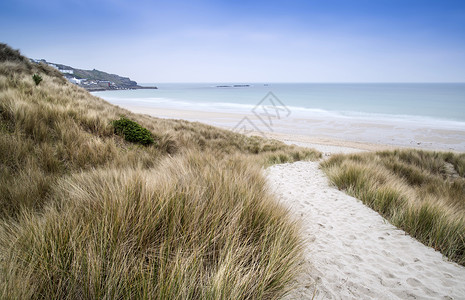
[1,0,465,83]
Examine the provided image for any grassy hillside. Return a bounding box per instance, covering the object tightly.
[321,150,465,266]
[72,68,138,87]
[41,60,140,88]
[0,43,320,299]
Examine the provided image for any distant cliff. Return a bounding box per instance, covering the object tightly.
[30,59,157,91]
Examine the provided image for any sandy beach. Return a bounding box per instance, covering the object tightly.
[5,0,465,297]
[121,104,465,299]
[122,105,465,152]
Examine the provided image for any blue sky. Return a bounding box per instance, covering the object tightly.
[1,0,465,82]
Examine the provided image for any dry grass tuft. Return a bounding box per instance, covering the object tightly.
[321,149,465,265]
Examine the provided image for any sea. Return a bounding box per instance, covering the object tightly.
[93,83,465,151]
[93,83,465,128]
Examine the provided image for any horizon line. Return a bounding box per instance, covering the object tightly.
[139,81,465,84]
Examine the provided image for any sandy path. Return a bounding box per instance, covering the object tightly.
[267,161,465,300]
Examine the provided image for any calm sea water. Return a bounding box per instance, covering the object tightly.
[94,83,465,128]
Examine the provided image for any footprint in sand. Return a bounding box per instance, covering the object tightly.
[383,272,396,279]
[414,265,424,271]
[406,277,421,287]
[443,273,453,278]
[350,254,362,262]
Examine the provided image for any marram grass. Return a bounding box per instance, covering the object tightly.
[0,43,320,299]
[321,150,465,266]
[0,45,319,218]
[0,152,304,299]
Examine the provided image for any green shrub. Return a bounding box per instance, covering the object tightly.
[112,117,154,145]
[32,74,42,86]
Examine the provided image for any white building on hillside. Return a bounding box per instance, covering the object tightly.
[60,69,74,74]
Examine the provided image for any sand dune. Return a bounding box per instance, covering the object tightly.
[267,157,465,299]
[118,104,465,298]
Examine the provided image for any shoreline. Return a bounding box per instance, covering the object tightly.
[114,104,465,153]
[84,86,158,92]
